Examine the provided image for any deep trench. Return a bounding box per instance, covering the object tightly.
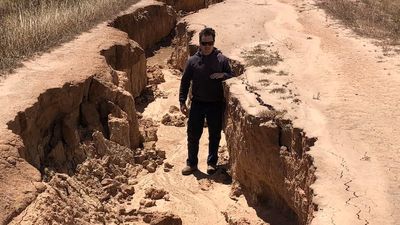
[5,1,317,225]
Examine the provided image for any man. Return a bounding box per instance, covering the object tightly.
[179,27,234,175]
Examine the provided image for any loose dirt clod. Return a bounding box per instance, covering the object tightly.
[145,186,169,200]
[161,113,186,127]
[142,211,183,225]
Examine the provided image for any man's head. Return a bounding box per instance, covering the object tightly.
[199,27,215,55]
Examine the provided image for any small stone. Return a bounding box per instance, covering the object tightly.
[145,187,168,200]
[143,141,156,150]
[147,150,157,159]
[169,105,180,113]
[128,179,138,185]
[164,162,174,169]
[103,182,120,196]
[121,184,135,195]
[142,160,150,167]
[163,194,170,201]
[101,178,114,186]
[6,157,16,166]
[33,182,46,193]
[156,150,166,159]
[161,114,172,125]
[156,159,164,165]
[146,161,157,173]
[134,154,147,164]
[140,199,156,207]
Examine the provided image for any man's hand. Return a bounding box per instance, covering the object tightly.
[210,73,225,79]
[180,103,188,117]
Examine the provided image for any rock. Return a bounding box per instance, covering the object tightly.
[121,184,135,195]
[164,162,174,169]
[161,114,172,125]
[102,181,120,196]
[92,131,108,156]
[161,113,186,127]
[147,150,157,159]
[163,194,170,201]
[156,159,164,165]
[33,182,47,193]
[156,150,166,159]
[108,114,131,148]
[144,127,158,142]
[6,157,16,166]
[134,154,147,164]
[145,161,157,173]
[115,175,128,184]
[143,141,156,150]
[229,182,243,199]
[140,199,156,207]
[168,105,180,113]
[101,178,114,186]
[143,212,182,225]
[145,187,168,200]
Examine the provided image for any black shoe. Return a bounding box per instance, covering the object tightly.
[181,165,198,175]
[207,164,217,175]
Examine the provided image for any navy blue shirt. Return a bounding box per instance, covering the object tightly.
[179,48,234,104]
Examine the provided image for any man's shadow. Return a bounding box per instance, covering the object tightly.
[192,163,232,185]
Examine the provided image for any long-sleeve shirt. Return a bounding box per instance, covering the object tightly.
[179,48,234,104]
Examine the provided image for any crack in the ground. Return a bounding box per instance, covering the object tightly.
[345,190,359,204]
[344,179,352,192]
[242,79,275,110]
[327,151,370,224]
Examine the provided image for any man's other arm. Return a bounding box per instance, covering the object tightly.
[179,60,193,115]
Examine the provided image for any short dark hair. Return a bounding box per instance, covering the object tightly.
[199,27,216,41]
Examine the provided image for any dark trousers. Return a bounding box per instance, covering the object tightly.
[186,100,224,167]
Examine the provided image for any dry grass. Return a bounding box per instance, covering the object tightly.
[270,87,287,94]
[258,78,271,86]
[241,44,283,67]
[277,70,289,76]
[260,68,276,74]
[317,0,400,44]
[0,0,139,75]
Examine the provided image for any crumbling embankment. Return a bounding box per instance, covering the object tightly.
[223,83,317,225]
[168,20,317,225]
[0,1,176,224]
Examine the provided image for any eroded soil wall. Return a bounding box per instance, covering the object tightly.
[224,87,317,225]
[109,4,177,50]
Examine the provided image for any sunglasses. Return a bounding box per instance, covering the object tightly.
[200,41,214,46]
